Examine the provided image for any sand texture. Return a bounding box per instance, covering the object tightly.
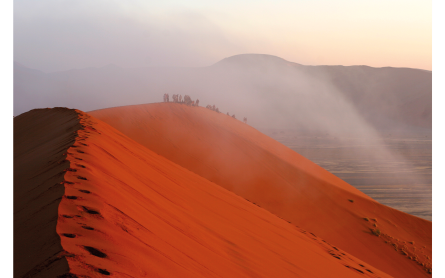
[14,108,81,277]
[14,107,399,277]
[90,103,432,277]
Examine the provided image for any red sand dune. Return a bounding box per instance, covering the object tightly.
[90,103,432,277]
[14,108,79,277]
[14,108,393,277]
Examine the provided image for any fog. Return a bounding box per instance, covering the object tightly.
[13,0,432,221]
[14,52,432,218]
[14,0,431,72]
[14,0,243,72]
[14,54,431,131]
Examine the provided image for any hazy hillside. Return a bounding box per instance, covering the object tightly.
[14,54,431,133]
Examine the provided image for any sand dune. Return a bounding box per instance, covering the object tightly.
[90,103,432,277]
[14,108,395,277]
[14,108,80,277]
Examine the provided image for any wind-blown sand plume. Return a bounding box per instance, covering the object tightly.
[15,108,394,277]
[14,55,431,132]
[90,103,432,277]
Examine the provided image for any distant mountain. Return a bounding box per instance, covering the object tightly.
[301,64,431,130]
[14,54,431,133]
[214,53,296,68]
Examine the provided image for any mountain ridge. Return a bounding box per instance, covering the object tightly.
[14,53,431,133]
[14,53,431,73]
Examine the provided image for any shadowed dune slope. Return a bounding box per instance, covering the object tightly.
[15,108,392,277]
[90,103,432,278]
[14,108,81,277]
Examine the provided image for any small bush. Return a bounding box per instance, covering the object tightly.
[371,228,381,236]
[364,217,369,221]
[348,199,354,203]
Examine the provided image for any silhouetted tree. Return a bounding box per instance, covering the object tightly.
[184,95,192,105]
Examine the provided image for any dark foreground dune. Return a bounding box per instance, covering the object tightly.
[14,108,80,277]
[90,103,432,278]
[14,108,394,277]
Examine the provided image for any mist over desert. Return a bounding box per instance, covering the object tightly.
[13,55,433,276]
[15,53,432,219]
[11,0,435,277]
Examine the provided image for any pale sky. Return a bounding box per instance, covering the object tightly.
[14,0,432,72]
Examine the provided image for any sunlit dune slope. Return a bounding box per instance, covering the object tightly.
[90,103,432,277]
[14,108,392,277]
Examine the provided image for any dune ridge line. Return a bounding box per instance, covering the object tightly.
[16,107,399,277]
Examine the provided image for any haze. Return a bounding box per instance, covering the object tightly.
[14,0,431,72]
[10,0,435,277]
[13,0,432,222]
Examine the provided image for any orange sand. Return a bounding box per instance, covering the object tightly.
[90,103,432,277]
[14,108,393,277]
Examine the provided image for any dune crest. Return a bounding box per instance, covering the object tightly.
[15,108,395,277]
[90,102,432,277]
